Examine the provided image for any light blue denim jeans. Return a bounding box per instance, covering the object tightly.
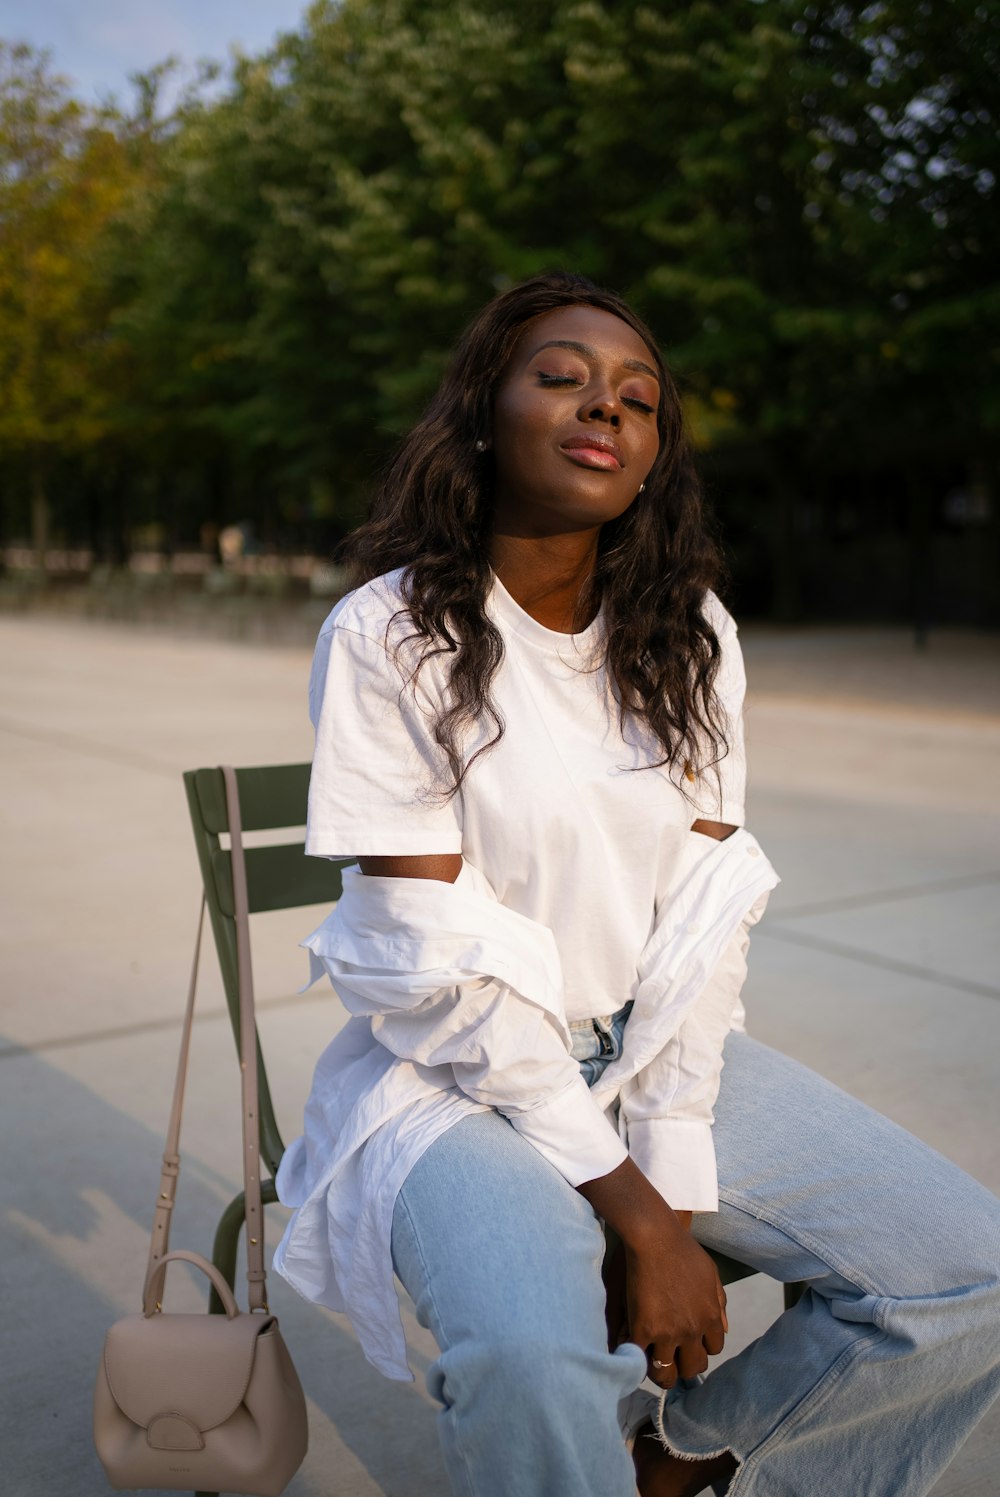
[568,1001,634,1086]
[391,1029,1000,1496]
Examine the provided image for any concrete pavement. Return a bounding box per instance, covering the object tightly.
[1,614,998,1496]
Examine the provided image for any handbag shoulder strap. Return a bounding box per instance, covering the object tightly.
[144,895,206,1298]
[143,766,268,1312]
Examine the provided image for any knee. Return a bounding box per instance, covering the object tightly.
[965,1263,1000,1364]
[892,1184,1000,1350]
[430,1332,586,1410]
[939,1214,1000,1356]
[943,1271,1000,1390]
[429,1331,642,1423]
[884,1257,1000,1376]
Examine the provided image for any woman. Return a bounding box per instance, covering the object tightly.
[274,273,1000,1496]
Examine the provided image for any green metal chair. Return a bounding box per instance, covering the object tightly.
[183,763,348,1317]
[184,761,802,1468]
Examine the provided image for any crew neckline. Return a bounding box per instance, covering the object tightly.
[488,571,603,655]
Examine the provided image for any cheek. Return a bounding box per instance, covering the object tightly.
[634,428,662,477]
[494,388,551,436]
[492,392,560,469]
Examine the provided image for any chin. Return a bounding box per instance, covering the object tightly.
[494,468,638,534]
[554,486,637,529]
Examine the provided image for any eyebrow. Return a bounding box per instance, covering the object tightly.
[530,338,660,382]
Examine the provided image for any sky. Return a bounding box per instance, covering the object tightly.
[0,1,311,107]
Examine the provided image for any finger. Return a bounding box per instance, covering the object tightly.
[703,1325,726,1356]
[647,1343,678,1389]
[676,1340,709,1381]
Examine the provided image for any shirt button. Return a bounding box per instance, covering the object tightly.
[687,921,701,935]
[747,847,760,857]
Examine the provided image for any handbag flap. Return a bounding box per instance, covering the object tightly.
[103,1311,276,1431]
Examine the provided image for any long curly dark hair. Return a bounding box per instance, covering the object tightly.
[345,271,727,796]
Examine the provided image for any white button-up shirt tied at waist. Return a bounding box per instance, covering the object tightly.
[273,827,778,1380]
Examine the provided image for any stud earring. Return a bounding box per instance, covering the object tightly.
[475,439,488,453]
[638,482,646,494]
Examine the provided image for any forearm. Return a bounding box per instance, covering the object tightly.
[577,1155,686,1250]
[581,1156,726,1384]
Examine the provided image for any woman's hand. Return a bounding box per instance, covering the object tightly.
[580,1158,727,1388]
[623,1225,728,1387]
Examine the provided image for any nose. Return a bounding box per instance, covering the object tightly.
[578,384,622,428]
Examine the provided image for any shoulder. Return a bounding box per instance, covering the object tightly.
[701,590,745,703]
[318,567,413,648]
[309,571,414,727]
[701,589,738,641]
[308,569,446,727]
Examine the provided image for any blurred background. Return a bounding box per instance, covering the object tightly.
[1,0,998,635]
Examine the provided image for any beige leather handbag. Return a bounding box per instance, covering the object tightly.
[94,766,308,1495]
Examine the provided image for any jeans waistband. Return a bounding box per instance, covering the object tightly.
[570,1001,633,1088]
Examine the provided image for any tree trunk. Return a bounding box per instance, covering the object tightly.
[906,465,933,650]
[767,446,801,624]
[977,451,1000,629]
[31,458,49,574]
[109,472,129,569]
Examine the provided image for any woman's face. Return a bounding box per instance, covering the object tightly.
[489,304,662,538]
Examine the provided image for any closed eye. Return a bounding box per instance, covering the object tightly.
[538,373,655,415]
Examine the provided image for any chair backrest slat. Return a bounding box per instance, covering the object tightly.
[210,842,346,917]
[191,763,312,834]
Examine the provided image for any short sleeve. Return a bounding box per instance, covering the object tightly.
[306,623,463,859]
[686,595,746,827]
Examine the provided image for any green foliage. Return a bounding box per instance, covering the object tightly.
[0,2,997,614]
[0,43,120,453]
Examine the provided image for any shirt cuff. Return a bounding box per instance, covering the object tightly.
[506,1075,629,1187]
[305,827,463,858]
[627,1118,719,1212]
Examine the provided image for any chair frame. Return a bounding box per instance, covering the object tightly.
[183,763,347,1314]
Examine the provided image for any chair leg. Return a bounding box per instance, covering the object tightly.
[784,1280,806,1310]
[208,1189,246,1315]
[208,1179,281,1314]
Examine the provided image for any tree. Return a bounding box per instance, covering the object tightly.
[4,2,996,619]
[0,43,144,559]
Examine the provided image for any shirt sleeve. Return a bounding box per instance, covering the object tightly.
[687,593,746,828]
[363,975,629,1186]
[622,918,754,1211]
[306,623,464,858]
[305,866,629,1187]
[627,589,752,1207]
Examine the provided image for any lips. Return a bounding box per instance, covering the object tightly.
[560,433,624,470]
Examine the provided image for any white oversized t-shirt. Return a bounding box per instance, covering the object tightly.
[306,568,746,1023]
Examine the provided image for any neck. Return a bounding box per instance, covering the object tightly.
[489,530,600,633]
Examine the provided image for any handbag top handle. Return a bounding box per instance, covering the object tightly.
[143,765,268,1314]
